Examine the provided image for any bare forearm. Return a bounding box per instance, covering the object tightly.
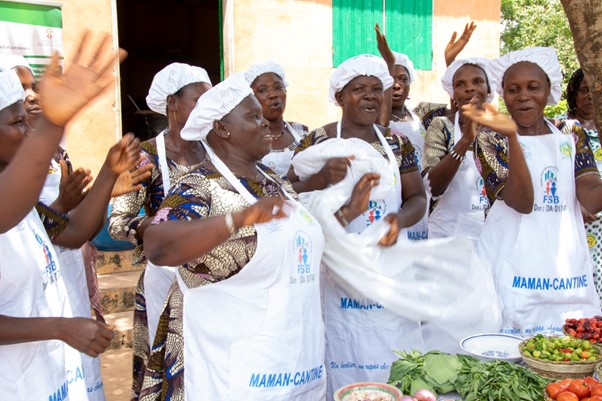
[291,173,328,194]
[428,137,472,196]
[500,134,533,213]
[0,315,66,345]
[0,117,64,232]
[397,193,427,228]
[53,165,117,248]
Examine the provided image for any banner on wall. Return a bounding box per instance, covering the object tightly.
[0,0,63,78]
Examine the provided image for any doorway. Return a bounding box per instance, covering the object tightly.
[116,0,222,140]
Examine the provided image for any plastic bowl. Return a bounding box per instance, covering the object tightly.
[334,382,402,401]
[460,333,523,362]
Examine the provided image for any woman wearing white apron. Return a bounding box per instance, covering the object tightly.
[244,61,309,177]
[0,37,123,400]
[423,58,494,242]
[108,62,211,399]
[288,55,427,399]
[465,47,602,336]
[139,73,325,401]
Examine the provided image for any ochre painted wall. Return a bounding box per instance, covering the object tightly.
[226,0,501,131]
[59,0,121,177]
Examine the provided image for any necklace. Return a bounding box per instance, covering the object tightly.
[391,108,410,122]
[270,123,287,140]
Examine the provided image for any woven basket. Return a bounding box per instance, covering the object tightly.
[519,339,602,379]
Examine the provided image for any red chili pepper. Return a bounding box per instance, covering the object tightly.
[560,348,573,353]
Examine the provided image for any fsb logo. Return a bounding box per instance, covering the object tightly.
[541,166,559,204]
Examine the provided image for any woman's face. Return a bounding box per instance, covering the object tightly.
[336,75,384,126]
[452,64,489,107]
[250,73,287,122]
[575,78,594,118]
[391,65,411,108]
[172,82,212,126]
[223,95,272,160]
[14,67,40,123]
[502,62,550,129]
[0,101,28,169]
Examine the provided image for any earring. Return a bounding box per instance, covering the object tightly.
[225,132,231,138]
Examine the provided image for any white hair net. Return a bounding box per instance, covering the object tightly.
[441,57,495,103]
[181,72,253,141]
[0,55,34,75]
[329,54,394,106]
[0,70,25,111]
[489,47,562,106]
[392,52,416,84]
[146,62,211,116]
[244,60,288,88]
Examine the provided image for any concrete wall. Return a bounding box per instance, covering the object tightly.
[60,0,121,176]
[225,0,501,131]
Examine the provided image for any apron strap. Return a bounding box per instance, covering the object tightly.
[156,130,171,197]
[286,121,302,143]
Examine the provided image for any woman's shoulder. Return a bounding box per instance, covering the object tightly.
[427,115,454,131]
[295,123,336,154]
[287,121,310,137]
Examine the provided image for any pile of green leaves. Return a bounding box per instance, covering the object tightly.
[387,350,551,401]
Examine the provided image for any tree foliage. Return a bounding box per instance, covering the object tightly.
[500,0,578,116]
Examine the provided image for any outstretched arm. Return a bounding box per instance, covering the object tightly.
[444,22,477,67]
[0,31,126,233]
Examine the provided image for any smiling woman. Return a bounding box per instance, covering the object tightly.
[464,47,602,338]
[422,57,494,243]
[287,54,427,397]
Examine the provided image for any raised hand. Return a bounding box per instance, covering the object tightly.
[39,31,127,127]
[111,158,153,198]
[461,102,517,137]
[375,23,395,66]
[238,197,288,227]
[52,160,93,212]
[346,173,381,219]
[444,22,477,66]
[104,133,142,176]
[59,317,114,357]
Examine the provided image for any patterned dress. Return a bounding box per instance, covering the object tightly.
[138,164,295,401]
[556,115,602,302]
[108,139,205,400]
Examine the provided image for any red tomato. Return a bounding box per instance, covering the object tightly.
[559,379,574,391]
[589,397,602,401]
[547,383,566,399]
[585,377,602,392]
[592,386,602,397]
[569,379,591,399]
[556,391,579,401]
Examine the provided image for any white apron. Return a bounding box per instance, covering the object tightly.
[322,123,422,399]
[390,108,428,240]
[261,122,302,176]
[144,130,178,347]
[428,113,488,242]
[40,160,104,401]
[0,210,84,401]
[178,146,326,401]
[477,121,602,337]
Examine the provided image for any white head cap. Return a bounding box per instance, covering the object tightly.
[181,72,253,141]
[489,47,562,105]
[441,57,496,103]
[0,55,34,75]
[392,52,416,84]
[146,62,212,116]
[0,70,25,111]
[329,54,394,106]
[244,60,288,88]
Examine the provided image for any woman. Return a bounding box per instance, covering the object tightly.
[139,73,325,401]
[0,34,127,401]
[288,54,427,398]
[465,47,602,336]
[557,68,602,302]
[244,60,308,176]
[422,58,494,241]
[108,62,211,399]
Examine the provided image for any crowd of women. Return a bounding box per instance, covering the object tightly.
[0,20,601,401]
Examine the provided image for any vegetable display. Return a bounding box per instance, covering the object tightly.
[521,334,600,362]
[545,377,602,400]
[387,350,551,401]
[564,316,602,342]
